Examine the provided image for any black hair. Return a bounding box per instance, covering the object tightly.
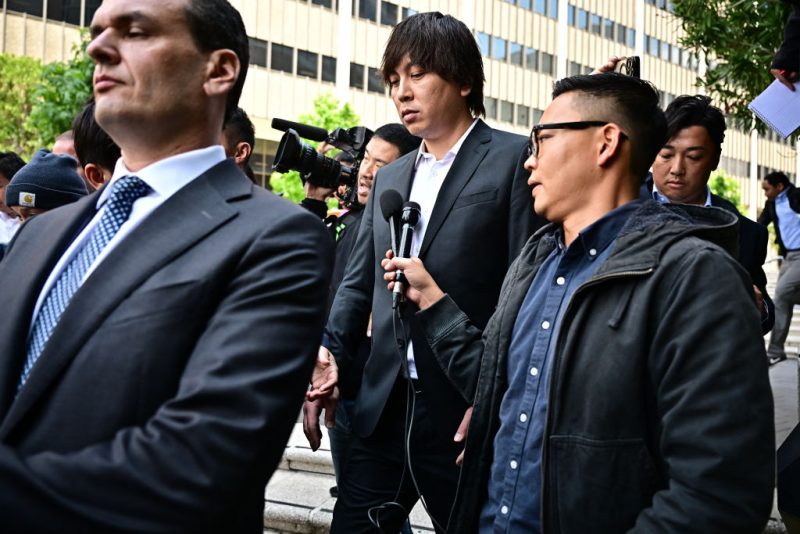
[664,95,726,156]
[381,12,485,117]
[0,152,26,181]
[184,0,249,122]
[223,107,256,163]
[373,123,421,156]
[552,73,667,179]
[764,171,792,188]
[72,99,121,172]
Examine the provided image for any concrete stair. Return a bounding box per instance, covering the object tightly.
[263,422,434,533]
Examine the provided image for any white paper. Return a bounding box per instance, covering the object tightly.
[748,80,800,138]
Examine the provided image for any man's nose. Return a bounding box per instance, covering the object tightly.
[86,31,119,65]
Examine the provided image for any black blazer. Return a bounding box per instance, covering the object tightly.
[326,120,544,439]
[0,160,333,532]
[641,176,774,333]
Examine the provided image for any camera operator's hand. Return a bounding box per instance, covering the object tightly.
[592,55,623,74]
[381,249,445,310]
[304,181,335,203]
[316,141,336,155]
[771,68,798,91]
[302,389,339,452]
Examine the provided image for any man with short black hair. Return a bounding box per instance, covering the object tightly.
[386,72,774,533]
[72,99,121,190]
[647,94,774,334]
[314,11,541,532]
[222,106,257,182]
[0,0,331,531]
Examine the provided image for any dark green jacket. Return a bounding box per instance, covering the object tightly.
[421,200,774,533]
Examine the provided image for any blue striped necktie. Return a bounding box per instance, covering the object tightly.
[19,175,152,390]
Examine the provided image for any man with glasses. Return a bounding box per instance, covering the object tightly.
[383,72,774,532]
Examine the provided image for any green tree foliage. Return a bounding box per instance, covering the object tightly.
[270,93,360,203]
[28,31,94,150]
[709,169,745,213]
[672,0,791,132]
[0,54,43,158]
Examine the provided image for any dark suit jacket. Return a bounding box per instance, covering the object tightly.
[0,160,333,533]
[641,176,774,333]
[326,120,543,439]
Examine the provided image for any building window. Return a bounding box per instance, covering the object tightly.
[350,62,365,89]
[381,1,399,26]
[311,0,334,7]
[671,46,681,65]
[534,0,546,14]
[297,50,318,79]
[500,101,514,123]
[492,37,507,61]
[517,105,530,127]
[525,47,538,70]
[569,61,583,76]
[368,67,384,94]
[648,36,660,57]
[503,0,516,4]
[47,1,81,24]
[485,97,498,120]
[7,0,43,17]
[519,0,531,9]
[604,19,615,40]
[577,9,588,30]
[402,7,416,19]
[590,14,602,35]
[510,42,523,66]
[660,42,671,61]
[476,32,491,57]
[540,52,555,76]
[359,0,377,21]
[627,29,636,48]
[84,0,101,26]
[616,23,627,45]
[271,43,293,73]
[549,0,558,18]
[249,37,268,67]
[322,56,337,83]
[533,108,544,125]
[567,4,576,25]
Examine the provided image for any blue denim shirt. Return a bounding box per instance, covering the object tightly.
[479,200,641,533]
[775,189,800,251]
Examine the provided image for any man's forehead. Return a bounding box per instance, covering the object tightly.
[92,0,187,26]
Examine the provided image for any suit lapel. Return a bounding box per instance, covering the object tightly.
[0,161,248,439]
[418,121,492,258]
[0,195,99,418]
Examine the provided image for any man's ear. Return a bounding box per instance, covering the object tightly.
[84,163,108,191]
[597,124,625,167]
[204,49,240,99]
[234,142,252,166]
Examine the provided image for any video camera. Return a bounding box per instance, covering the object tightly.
[271,118,373,207]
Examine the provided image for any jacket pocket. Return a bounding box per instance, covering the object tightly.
[452,188,498,210]
[103,279,202,326]
[549,435,661,533]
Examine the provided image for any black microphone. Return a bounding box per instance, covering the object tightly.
[392,201,421,309]
[380,189,404,257]
[271,118,329,142]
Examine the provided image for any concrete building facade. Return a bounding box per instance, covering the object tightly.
[1,0,797,213]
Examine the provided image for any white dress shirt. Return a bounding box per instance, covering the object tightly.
[405,119,478,379]
[31,145,226,326]
[0,211,20,245]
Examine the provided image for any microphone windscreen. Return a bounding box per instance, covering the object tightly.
[401,201,421,225]
[380,190,404,222]
[271,118,329,142]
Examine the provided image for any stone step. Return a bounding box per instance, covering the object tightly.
[264,423,434,533]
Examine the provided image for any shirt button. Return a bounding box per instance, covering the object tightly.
[519,413,528,422]
[530,367,539,376]
[556,276,565,285]
[541,320,550,330]
[501,505,509,515]
[589,248,597,256]
[510,460,518,470]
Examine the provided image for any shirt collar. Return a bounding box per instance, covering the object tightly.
[99,145,226,207]
[777,189,789,202]
[652,182,712,207]
[414,118,480,169]
[562,199,643,260]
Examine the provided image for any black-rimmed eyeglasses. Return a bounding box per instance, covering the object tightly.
[526,121,610,159]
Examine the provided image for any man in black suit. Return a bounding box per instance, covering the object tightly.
[307,12,542,533]
[0,0,332,531]
[646,94,774,334]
